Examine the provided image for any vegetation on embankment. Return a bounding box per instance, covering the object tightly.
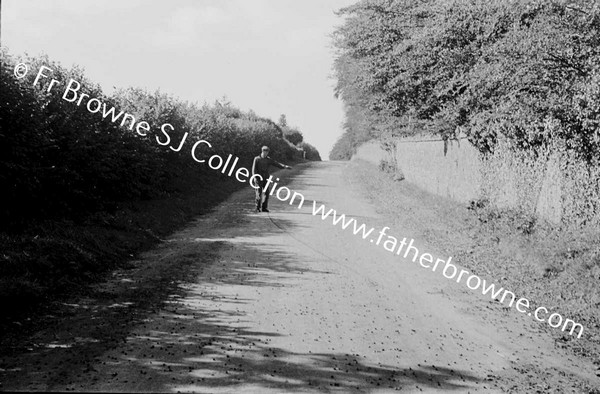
[0,49,319,318]
[331,0,600,161]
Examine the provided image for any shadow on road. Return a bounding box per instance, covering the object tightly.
[78,229,481,392]
[121,297,482,392]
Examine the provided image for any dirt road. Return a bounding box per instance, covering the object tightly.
[1,161,598,392]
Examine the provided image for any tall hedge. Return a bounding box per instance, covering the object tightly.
[331,0,600,163]
[0,50,315,229]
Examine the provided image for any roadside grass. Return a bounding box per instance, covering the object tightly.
[346,159,600,366]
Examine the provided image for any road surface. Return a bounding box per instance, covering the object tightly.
[1,161,598,393]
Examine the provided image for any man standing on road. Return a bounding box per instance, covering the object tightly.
[251,145,291,213]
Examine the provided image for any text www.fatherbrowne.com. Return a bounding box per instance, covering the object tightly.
[311,200,585,339]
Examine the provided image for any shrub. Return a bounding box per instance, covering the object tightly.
[298,141,322,161]
[0,50,317,229]
[282,126,304,145]
[329,133,356,160]
[0,49,321,315]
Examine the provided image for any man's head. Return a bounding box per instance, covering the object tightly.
[261,145,269,158]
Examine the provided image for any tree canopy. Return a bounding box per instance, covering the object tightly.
[331,0,600,162]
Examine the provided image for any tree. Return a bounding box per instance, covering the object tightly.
[283,126,303,145]
[332,0,600,161]
[278,114,287,128]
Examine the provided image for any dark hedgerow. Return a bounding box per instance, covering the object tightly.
[0,49,320,316]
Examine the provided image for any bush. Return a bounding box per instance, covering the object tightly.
[0,49,322,315]
[0,50,314,229]
[298,141,322,161]
[1,52,169,225]
[378,159,396,174]
[333,0,600,160]
[282,126,304,145]
[329,133,356,160]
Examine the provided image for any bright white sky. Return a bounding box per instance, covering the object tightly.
[3,0,354,159]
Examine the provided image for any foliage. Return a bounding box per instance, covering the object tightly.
[276,114,304,146]
[0,50,317,229]
[329,132,357,160]
[332,0,600,162]
[298,141,322,161]
[278,113,287,128]
[1,53,167,223]
[0,49,323,314]
[282,126,304,145]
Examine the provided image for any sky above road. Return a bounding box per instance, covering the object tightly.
[3,0,354,159]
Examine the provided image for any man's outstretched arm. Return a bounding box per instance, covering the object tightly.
[269,157,292,170]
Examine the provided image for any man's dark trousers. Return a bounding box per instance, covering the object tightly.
[255,178,271,211]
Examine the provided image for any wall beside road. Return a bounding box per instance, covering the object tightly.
[353,137,565,225]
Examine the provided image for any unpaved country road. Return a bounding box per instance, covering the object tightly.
[1,161,598,393]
